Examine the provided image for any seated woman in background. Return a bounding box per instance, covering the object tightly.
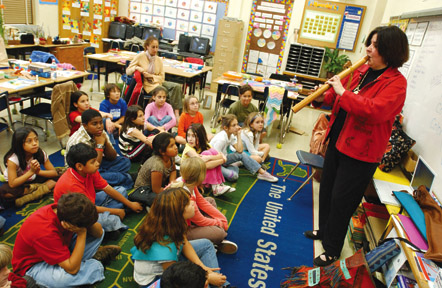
[126,36,183,120]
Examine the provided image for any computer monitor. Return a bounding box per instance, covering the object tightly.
[142,27,161,40]
[108,22,127,40]
[411,156,437,192]
[188,36,210,55]
[178,34,191,52]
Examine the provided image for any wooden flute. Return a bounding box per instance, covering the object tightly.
[291,55,369,114]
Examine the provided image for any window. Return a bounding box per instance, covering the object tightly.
[2,0,33,24]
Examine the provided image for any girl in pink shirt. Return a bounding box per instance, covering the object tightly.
[171,157,238,254]
[144,86,176,133]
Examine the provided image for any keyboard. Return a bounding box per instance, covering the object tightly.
[178,51,204,59]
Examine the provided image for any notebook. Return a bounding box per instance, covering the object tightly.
[373,156,437,206]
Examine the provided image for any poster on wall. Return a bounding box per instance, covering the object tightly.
[298,0,365,51]
[242,0,294,77]
[128,0,228,45]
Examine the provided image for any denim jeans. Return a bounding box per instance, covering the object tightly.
[147,115,172,127]
[221,152,261,181]
[100,156,133,189]
[179,239,230,288]
[26,229,105,288]
[95,186,128,232]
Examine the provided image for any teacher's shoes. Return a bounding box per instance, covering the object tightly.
[313,252,338,267]
[304,230,321,240]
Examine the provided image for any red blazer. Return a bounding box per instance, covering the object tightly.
[318,64,407,163]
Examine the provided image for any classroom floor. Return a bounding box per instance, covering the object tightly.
[0,76,354,265]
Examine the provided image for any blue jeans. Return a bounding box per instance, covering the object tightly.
[221,152,261,181]
[26,229,105,288]
[99,156,133,189]
[147,115,172,127]
[96,186,128,232]
[179,239,230,288]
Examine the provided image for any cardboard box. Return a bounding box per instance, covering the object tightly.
[403,149,417,173]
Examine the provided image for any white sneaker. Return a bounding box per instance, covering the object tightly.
[175,155,181,165]
[257,171,278,183]
[217,240,238,254]
[212,184,231,196]
[230,161,243,167]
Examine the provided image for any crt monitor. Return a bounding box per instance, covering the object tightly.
[189,36,210,55]
[142,27,161,40]
[108,22,127,39]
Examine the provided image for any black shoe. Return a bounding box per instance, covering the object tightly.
[313,252,338,267]
[304,230,321,240]
[104,230,121,241]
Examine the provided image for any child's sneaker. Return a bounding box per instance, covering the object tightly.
[257,171,278,183]
[217,240,238,254]
[230,161,243,167]
[212,185,231,196]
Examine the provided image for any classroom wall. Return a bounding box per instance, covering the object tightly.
[382,0,442,23]
[33,0,58,38]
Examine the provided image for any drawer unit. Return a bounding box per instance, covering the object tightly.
[285,43,325,78]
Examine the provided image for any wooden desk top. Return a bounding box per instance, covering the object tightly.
[6,43,89,49]
[86,52,212,78]
[5,44,36,49]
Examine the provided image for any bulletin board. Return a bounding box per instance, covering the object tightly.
[128,0,229,52]
[58,0,118,52]
[298,0,365,51]
[241,0,294,78]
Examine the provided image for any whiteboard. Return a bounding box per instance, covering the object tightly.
[402,19,442,199]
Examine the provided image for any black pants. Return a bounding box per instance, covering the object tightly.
[318,144,377,257]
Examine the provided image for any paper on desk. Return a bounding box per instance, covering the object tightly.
[88,54,109,58]
[0,78,35,90]
[382,228,408,288]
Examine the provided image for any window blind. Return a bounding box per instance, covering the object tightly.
[2,0,33,24]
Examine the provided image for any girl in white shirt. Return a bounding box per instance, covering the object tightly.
[241,112,270,163]
[210,114,278,183]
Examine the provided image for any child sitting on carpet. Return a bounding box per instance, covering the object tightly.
[176,95,211,145]
[99,83,127,144]
[55,143,143,236]
[241,112,270,164]
[12,193,121,287]
[227,84,258,126]
[0,244,36,287]
[210,114,278,183]
[66,109,133,189]
[144,86,176,133]
[0,127,58,208]
[131,187,227,287]
[119,105,156,163]
[146,261,209,288]
[182,123,232,196]
[171,158,238,254]
[134,133,177,207]
[69,91,112,136]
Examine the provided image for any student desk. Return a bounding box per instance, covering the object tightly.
[85,51,212,99]
[211,76,302,145]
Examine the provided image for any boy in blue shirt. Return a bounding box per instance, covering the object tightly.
[100,83,127,143]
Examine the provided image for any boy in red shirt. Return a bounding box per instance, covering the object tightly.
[54,143,143,237]
[12,193,120,287]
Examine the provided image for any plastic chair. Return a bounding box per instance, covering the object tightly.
[284,151,324,200]
[19,102,53,141]
[210,83,240,131]
[0,92,14,134]
[183,57,204,97]
[84,46,100,96]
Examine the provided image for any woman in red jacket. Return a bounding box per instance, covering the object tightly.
[304,26,409,266]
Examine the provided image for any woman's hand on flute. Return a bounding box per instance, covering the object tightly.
[310,85,325,103]
[326,75,345,96]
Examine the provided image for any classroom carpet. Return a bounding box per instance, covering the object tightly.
[0,152,314,288]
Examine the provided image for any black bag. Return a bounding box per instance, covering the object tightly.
[128,185,155,206]
[20,33,34,44]
[379,116,415,172]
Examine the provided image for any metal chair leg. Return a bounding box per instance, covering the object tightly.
[288,174,314,200]
[283,162,300,182]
